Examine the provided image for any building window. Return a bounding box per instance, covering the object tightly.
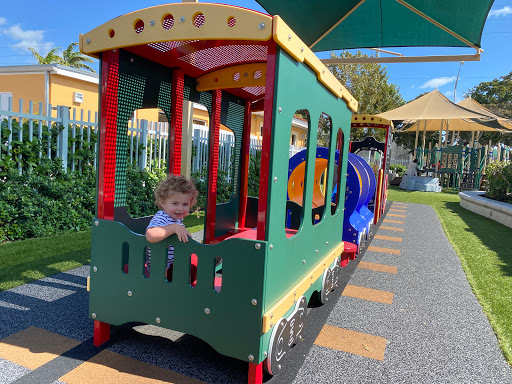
[291,133,297,146]
[193,119,207,126]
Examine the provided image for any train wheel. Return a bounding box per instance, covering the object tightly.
[265,296,307,375]
[320,261,341,304]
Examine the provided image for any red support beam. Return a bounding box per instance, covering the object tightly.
[205,89,222,244]
[93,320,110,346]
[169,69,184,175]
[238,99,252,227]
[97,50,119,221]
[256,42,277,241]
[248,362,263,384]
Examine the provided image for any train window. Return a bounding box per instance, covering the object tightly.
[331,128,344,215]
[313,113,332,225]
[143,246,151,278]
[214,256,223,293]
[122,242,129,274]
[217,126,235,203]
[190,253,198,287]
[126,108,169,219]
[286,110,309,236]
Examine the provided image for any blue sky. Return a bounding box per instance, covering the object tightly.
[1,1,511,103]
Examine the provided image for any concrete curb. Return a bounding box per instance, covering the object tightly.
[459,190,512,229]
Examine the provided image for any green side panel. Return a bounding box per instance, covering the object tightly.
[90,219,268,362]
[262,48,352,312]
[114,72,145,207]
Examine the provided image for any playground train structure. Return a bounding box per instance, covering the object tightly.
[81,3,391,383]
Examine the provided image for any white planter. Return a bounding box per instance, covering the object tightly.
[459,191,512,229]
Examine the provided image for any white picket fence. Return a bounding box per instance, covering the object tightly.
[0,99,278,176]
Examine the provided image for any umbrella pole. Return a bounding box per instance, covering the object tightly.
[445,120,450,147]
[436,120,443,174]
[422,119,427,167]
[414,123,420,160]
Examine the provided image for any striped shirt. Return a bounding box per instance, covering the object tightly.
[145,211,184,272]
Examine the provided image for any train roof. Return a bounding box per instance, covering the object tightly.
[80,2,358,112]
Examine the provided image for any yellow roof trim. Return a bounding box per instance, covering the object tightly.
[196,63,266,92]
[80,3,272,57]
[351,114,393,127]
[272,16,358,112]
[261,241,344,334]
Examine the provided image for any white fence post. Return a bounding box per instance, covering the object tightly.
[139,119,149,171]
[57,106,70,172]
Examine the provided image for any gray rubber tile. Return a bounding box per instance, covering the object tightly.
[294,202,512,384]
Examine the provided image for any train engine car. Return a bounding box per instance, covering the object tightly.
[80,2,357,382]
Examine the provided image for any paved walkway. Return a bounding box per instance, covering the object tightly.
[0,202,511,383]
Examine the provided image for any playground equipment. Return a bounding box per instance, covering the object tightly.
[81,3,363,382]
[343,153,377,249]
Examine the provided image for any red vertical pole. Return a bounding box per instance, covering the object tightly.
[205,89,222,244]
[382,125,390,171]
[93,320,111,346]
[97,50,119,221]
[169,69,184,175]
[256,41,277,241]
[239,99,252,228]
[248,362,263,384]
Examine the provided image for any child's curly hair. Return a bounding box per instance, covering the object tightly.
[154,175,198,208]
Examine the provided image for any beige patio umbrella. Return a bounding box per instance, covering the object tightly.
[376,90,491,163]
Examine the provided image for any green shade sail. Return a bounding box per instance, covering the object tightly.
[255,0,494,51]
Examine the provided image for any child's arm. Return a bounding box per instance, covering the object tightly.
[146,224,191,243]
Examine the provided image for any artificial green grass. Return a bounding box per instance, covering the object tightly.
[387,186,512,365]
[0,212,205,292]
[0,230,92,291]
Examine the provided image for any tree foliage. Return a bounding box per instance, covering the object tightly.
[327,50,405,141]
[466,71,512,146]
[29,42,96,73]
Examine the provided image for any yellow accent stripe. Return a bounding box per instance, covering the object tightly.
[387,213,405,218]
[196,63,266,91]
[272,16,358,112]
[0,327,81,370]
[314,325,387,360]
[358,261,398,274]
[80,3,273,56]
[383,219,404,224]
[87,276,90,292]
[342,284,394,304]
[374,234,402,242]
[367,246,401,255]
[262,242,344,334]
[59,349,206,384]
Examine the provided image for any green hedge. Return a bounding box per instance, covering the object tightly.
[486,161,512,202]
[391,164,407,177]
[1,152,263,243]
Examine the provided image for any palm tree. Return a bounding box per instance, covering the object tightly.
[60,42,95,73]
[28,42,96,73]
[28,47,62,65]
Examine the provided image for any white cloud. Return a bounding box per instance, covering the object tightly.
[420,76,456,89]
[488,6,512,18]
[444,90,454,97]
[0,17,7,25]
[2,24,55,56]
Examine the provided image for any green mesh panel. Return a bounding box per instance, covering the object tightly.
[114,72,145,207]
[157,81,173,122]
[221,96,244,197]
[184,75,212,113]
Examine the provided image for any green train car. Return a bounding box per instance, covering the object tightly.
[80,3,358,382]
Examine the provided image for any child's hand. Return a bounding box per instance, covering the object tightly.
[170,224,191,242]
